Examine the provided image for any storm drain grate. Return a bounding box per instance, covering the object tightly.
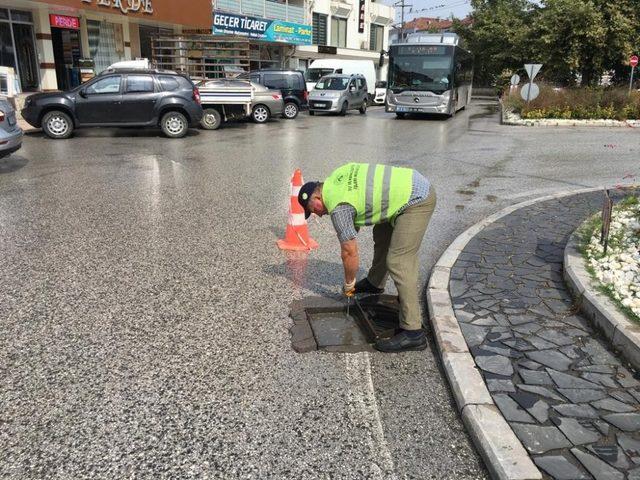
[289,295,400,353]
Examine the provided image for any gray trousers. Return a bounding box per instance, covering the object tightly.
[366,187,437,330]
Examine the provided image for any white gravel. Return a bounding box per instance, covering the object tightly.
[585,199,640,317]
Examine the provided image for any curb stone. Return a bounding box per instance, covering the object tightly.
[499,104,640,128]
[426,186,618,480]
[564,222,640,370]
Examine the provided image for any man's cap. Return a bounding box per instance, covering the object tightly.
[298,181,320,219]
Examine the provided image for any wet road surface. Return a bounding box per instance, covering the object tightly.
[1,102,638,479]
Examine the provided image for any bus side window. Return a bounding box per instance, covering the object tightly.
[335,69,343,74]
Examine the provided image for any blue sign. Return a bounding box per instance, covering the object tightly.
[213,11,312,46]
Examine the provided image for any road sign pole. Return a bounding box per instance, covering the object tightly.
[630,66,636,95]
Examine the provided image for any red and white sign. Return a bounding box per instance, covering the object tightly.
[631,55,639,68]
[49,14,80,30]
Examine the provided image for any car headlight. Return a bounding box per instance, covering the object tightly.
[441,91,451,103]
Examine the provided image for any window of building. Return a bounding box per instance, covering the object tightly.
[312,13,327,46]
[86,75,121,94]
[87,20,123,74]
[370,24,384,51]
[0,9,39,91]
[126,75,154,93]
[330,17,347,48]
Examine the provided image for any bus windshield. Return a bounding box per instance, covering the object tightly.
[305,68,334,82]
[389,48,453,94]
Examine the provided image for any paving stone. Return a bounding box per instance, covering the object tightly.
[577,365,616,374]
[487,378,517,393]
[610,391,636,404]
[588,445,631,470]
[513,322,543,335]
[525,335,558,350]
[518,359,542,370]
[582,340,619,365]
[477,343,522,359]
[630,390,640,403]
[617,434,640,465]
[591,398,636,413]
[552,404,599,419]
[526,350,573,371]
[475,354,514,376]
[511,424,572,454]
[552,417,601,445]
[472,317,499,326]
[503,338,535,352]
[450,280,469,297]
[558,389,609,403]
[509,314,538,326]
[456,310,477,323]
[533,454,590,480]
[559,346,581,359]
[571,447,625,480]
[536,329,575,347]
[494,394,536,423]
[511,391,550,423]
[630,467,640,479]
[459,323,489,347]
[547,369,604,390]
[595,421,611,436]
[582,372,619,389]
[486,330,513,342]
[518,384,564,401]
[604,414,640,432]
[616,367,640,388]
[520,369,553,386]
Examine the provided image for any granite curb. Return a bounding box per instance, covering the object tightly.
[499,102,640,128]
[564,223,640,371]
[426,186,611,480]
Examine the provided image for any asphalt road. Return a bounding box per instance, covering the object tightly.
[1,102,638,479]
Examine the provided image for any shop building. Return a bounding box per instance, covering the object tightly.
[0,0,211,92]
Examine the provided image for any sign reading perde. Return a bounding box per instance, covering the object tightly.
[213,11,312,45]
[81,0,153,15]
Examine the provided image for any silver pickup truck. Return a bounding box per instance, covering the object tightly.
[197,79,283,130]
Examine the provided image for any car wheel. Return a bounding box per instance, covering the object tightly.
[42,110,74,139]
[395,112,406,119]
[309,110,315,116]
[340,102,348,116]
[161,111,189,138]
[252,104,270,123]
[200,108,222,130]
[283,102,299,119]
[359,102,367,114]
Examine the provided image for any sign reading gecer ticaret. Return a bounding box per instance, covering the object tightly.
[81,0,154,15]
[358,0,365,33]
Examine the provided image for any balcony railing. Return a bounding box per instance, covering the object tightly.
[216,0,307,24]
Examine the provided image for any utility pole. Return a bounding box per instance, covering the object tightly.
[394,0,412,42]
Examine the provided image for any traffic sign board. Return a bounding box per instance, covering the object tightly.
[631,56,639,68]
[524,64,542,81]
[521,83,540,102]
[510,74,520,86]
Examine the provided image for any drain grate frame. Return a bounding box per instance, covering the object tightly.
[290,295,400,353]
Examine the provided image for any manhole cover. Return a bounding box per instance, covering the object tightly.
[289,295,400,353]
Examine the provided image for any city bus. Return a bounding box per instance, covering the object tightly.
[381,32,473,118]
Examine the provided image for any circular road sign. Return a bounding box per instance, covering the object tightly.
[520,83,540,101]
[631,55,639,68]
[510,74,521,86]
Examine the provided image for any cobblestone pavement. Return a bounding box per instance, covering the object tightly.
[451,190,640,480]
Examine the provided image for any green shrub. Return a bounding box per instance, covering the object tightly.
[503,84,640,120]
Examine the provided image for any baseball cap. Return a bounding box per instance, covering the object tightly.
[298,181,320,219]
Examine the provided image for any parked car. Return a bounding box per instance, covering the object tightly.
[308,74,368,116]
[374,81,387,105]
[238,69,307,119]
[0,97,22,158]
[21,69,203,139]
[305,59,376,99]
[251,83,284,123]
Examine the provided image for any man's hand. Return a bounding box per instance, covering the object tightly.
[340,239,359,291]
[343,279,356,297]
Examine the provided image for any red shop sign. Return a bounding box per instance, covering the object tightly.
[49,14,80,30]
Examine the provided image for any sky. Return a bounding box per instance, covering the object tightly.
[383,0,473,23]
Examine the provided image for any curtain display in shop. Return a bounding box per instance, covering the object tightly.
[87,20,122,73]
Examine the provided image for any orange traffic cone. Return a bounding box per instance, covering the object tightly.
[277,169,319,251]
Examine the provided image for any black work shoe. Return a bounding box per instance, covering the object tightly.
[355,277,384,294]
[374,330,427,352]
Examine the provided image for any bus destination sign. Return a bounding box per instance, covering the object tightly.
[394,45,448,55]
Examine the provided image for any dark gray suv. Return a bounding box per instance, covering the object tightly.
[21,69,203,139]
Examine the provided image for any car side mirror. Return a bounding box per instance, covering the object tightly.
[79,89,87,98]
[349,85,356,92]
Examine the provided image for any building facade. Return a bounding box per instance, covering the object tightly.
[0,0,211,91]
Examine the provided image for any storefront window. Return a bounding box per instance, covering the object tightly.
[0,9,39,91]
[87,20,123,73]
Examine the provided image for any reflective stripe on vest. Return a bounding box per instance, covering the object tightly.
[323,163,413,227]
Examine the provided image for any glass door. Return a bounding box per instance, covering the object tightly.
[13,23,39,90]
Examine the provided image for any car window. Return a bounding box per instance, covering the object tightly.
[126,75,155,93]
[86,75,121,94]
[159,75,179,91]
[356,78,364,90]
[263,74,288,89]
[315,77,349,90]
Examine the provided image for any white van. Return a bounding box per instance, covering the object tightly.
[305,59,376,96]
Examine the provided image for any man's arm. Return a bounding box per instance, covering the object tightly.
[340,239,359,284]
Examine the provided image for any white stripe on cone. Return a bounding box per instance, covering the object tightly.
[289,213,307,226]
[292,186,301,196]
